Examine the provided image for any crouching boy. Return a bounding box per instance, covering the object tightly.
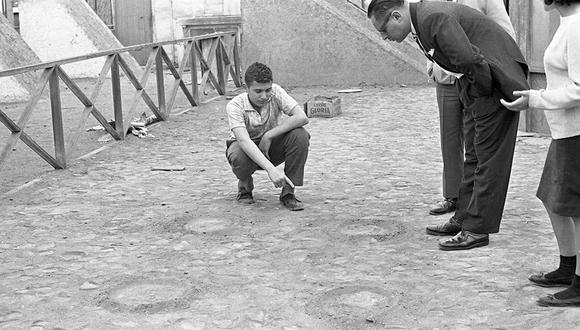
[225,62,310,211]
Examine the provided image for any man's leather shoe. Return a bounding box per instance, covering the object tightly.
[280,194,304,211]
[426,216,462,236]
[529,273,573,287]
[438,230,489,251]
[537,294,580,307]
[429,198,457,215]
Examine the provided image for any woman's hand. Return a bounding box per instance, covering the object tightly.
[500,90,531,111]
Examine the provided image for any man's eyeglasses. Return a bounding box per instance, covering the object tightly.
[376,10,393,35]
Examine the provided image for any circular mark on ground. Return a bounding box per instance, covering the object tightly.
[96,278,199,314]
[306,286,398,327]
[184,217,229,234]
[336,218,407,241]
[153,215,236,235]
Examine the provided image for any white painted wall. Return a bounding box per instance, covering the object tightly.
[19,0,104,78]
[19,0,140,78]
[0,12,40,103]
[193,0,241,16]
[152,0,240,63]
[0,76,30,103]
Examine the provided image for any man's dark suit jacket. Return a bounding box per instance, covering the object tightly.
[409,1,529,102]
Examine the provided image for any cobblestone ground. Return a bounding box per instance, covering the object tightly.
[0,85,576,329]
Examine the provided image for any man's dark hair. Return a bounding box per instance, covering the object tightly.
[244,62,273,86]
[544,0,580,5]
[367,0,404,18]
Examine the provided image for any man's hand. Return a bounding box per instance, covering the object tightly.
[258,133,272,160]
[267,168,295,188]
[500,90,530,111]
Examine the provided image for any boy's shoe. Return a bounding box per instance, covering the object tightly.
[280,194,304,211]
[236,192,255,204]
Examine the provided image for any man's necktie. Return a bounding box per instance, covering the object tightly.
[413,34,435,62]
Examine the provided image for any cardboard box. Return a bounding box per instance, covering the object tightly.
[304,96,341,118]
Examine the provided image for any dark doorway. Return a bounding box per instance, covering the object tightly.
[113,0,153,65]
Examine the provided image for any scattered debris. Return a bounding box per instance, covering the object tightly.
[130,112,157,128]
[130,126,155,138]
[337,88,362,93]
[87,124,105,132]
[98,134,114,143]
[129,112,157,138]
[151,166,186,172]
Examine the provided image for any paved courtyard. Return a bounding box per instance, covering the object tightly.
[0,84,577,329]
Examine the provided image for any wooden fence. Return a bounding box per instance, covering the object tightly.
[0,30,242,170]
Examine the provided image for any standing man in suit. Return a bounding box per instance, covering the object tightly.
[427,0,516,217]
[367,0,529,250]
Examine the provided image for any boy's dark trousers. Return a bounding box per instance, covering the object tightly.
[226,127,309,196]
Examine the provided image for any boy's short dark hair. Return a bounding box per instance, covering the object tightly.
[367,0,404,19]
[544,0,580,5]
[244,62,273,86]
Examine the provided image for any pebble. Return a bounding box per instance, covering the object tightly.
[79,281,99,290]
[173,241,192,251]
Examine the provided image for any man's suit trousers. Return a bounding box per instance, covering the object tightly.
[454,79,520,234]
[436,82,465,200]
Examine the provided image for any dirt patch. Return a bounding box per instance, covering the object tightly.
[306,285,399,328]
[333,218,408,242]
[95,277,200,314]
[152,214,240,236]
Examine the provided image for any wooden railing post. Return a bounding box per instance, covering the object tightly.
[111,54,124,137]
[233,31,242,87]
[216,37,226,92]
[191,40,199,104]
[155,46,167,116]
[49,67,66,168]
